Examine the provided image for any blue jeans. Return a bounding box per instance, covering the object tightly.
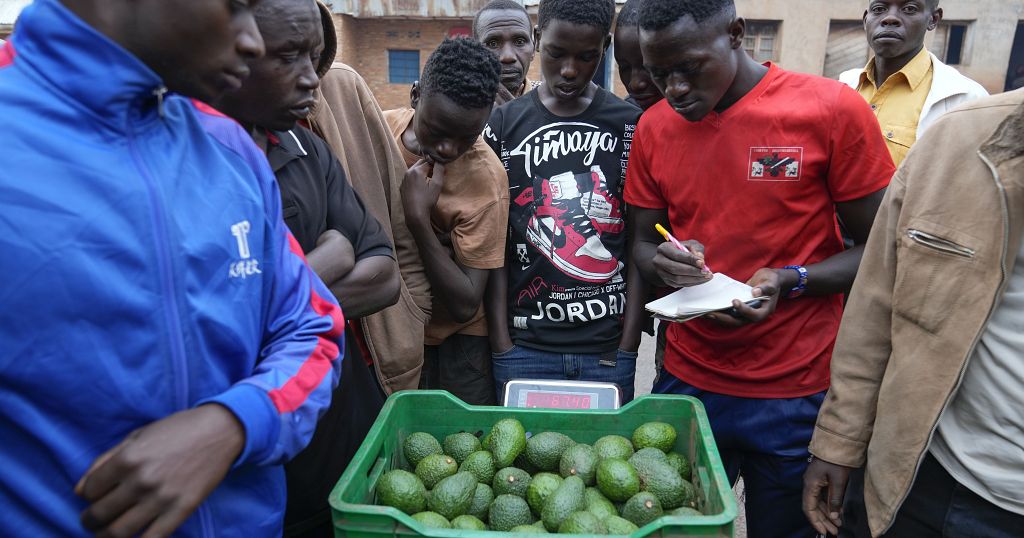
[882,453,1024,537]
[654,372,824,538]
[491,344,637,403]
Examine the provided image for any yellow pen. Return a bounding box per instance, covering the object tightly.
[656,223,712,273]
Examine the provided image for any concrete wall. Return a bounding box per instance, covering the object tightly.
[331,0,498,18]
[733,0,1024,93]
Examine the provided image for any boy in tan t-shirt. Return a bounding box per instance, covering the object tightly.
[383,37,508,404]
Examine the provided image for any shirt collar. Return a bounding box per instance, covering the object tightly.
[861,47,933,91]
[265,128,309,172]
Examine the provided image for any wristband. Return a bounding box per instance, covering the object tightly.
[784,265,808,299]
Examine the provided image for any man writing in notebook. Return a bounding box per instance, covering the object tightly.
[625,0,894,536]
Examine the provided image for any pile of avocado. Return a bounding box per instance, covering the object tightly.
[374,418,704,534]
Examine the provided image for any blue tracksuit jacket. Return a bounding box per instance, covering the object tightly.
[0,1,345,535]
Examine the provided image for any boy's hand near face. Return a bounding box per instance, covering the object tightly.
[401,159,445,225]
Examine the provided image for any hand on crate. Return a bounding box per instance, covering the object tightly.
[75,404,244,538]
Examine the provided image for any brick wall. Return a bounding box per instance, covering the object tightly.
[335,16,476,111]
[330,14,627,111]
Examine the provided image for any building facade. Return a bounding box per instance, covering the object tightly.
[2,1,1020,104]
[327,0,1024,111]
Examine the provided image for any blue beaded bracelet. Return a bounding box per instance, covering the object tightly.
[784,265,808,299]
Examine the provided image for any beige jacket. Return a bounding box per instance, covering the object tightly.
[308,63,428,393]
[809,89,1024,536]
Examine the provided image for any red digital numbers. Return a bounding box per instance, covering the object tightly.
[525,391,592,409]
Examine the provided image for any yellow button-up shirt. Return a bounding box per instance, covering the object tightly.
[856,47,934,167]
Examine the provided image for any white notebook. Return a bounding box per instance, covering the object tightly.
[645,273,769,322]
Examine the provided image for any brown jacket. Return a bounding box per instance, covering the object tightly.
[809,89,1024,536]
[308,63,428,393]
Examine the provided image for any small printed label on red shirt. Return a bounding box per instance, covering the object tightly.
[748,147,803,181]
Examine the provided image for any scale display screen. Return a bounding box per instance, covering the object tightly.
[522,390,595,409]
[503,380,621,409]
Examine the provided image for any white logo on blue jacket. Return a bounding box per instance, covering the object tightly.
[229,220,261,278]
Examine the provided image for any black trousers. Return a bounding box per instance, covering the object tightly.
[421,334,496,406]
[284,328,387,538]
[843,453,1024,538]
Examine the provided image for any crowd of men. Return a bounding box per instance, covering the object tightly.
[0,0,1020,536]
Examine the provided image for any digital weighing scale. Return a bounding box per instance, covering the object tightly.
[501,379,622,410]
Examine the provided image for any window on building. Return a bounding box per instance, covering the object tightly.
[743,21,781,63]
[932,22,970,65]
[823,21,870,79]
[388,50,420,84]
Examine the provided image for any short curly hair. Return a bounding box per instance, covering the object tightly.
[421,37,502,110]
[616,0,642,28]
[472,0,532,39]
[638,0,736,31]
[537,0,615,33]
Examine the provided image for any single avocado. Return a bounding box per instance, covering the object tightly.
[451,515,488,530]
[510,524,549,533]
[628,447,668,466]
[635,458,693,509]
[427,471,477,520]
[594,435,635,461]
[527,472,564,515]
[621,492,663,527]
[664,452,691,481]
[490,418,527,468]
[516,451,542,475]
[444,432,483,465]
[415,453,458,489]
[489,494,534,531]
[459,450,497,485]
[585,487,617,520]
[595,458,641,502]
[541,475,586,531]
[604,515,640,535]
[631,422,677,453]
[404,432,443,468]
[669,506,703,517]
[525,431,576,471]
[559,444,599,486]
[558,511,608,534]
[411,511,451,529]
[585,487,611,506]
[376,469,427,515]
[467,483,494,522]
[493,467,532,498]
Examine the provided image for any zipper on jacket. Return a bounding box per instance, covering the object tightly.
[882,151,1009,534]
[906,229,975,258]
[125,107,190,411]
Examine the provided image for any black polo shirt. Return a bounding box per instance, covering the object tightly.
[267,125,393,261]
[270,126,391,535]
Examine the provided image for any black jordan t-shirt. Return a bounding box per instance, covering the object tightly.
[485,88,640,353]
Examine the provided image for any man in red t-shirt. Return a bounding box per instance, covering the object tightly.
[625,1,894,536]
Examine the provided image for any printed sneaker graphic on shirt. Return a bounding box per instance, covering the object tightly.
[748,147,803,181]
[580,166,624,234]
[517,168,622,283]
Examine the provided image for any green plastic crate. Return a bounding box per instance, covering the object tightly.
[329,391,736,537]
